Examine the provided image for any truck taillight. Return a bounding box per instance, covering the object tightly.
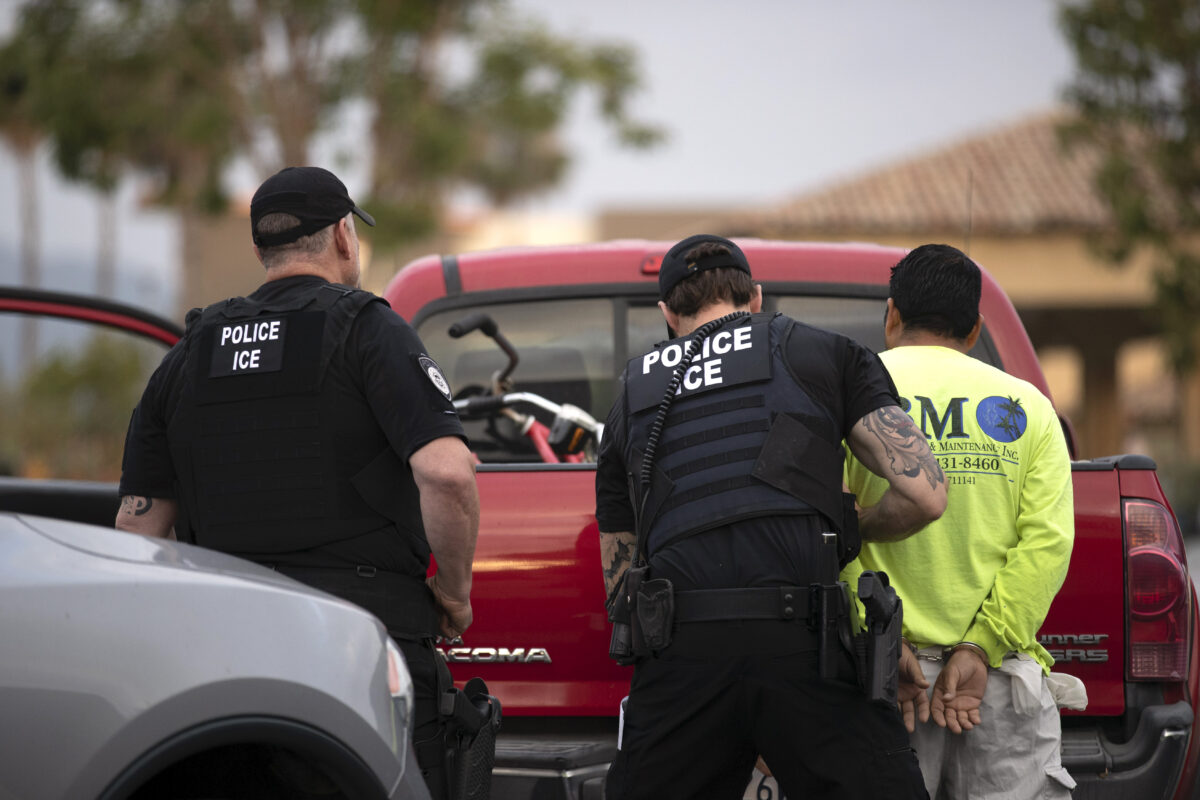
[1125,499,1190,681]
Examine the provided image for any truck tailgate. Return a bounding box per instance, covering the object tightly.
[445,466,626,716]
[1040,466,1126,715]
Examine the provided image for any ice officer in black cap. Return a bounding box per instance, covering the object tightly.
[595,234,946,798]
[117,166,480,797]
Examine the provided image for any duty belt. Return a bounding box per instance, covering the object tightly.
[674,585,813,623]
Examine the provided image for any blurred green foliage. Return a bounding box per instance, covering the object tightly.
[0,334,152,481]
[0,0,663,250]
[1059,0,1200,373]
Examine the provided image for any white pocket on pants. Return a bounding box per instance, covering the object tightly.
[1046,671,1088,710]
[996,654,1044,715]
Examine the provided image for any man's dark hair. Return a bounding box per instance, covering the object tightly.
[889,244,981,340]
[664,242,756,317]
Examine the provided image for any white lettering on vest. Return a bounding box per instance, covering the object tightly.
[642,350,660,373]
[220,320,284,347]
[232,349,261,370]
[734,327,752,351]
[711,330,732,354]
[675,357,725,394]
[705,358,723,385]
[640,325,750,389]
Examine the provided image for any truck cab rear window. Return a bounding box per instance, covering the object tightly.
[417,293,998,463]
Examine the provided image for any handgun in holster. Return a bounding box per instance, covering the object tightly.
[440,676,502,800]
[607,565,674,663]
[607,565,642,665]
[854,570,903,705]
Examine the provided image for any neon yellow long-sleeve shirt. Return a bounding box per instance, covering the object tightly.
[844,346,1074,673]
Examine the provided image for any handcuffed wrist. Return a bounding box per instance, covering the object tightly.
[901,637,918,656]
[944,641,989,665]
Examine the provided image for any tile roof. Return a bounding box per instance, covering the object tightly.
[733,109,1113,236]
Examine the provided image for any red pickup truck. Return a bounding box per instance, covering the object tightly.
[380,239,1200,800]
[0,238,1195,799]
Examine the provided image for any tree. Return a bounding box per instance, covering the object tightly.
[0,40,42,370]
[1059,0,1200,372]
[5,333,153,480]
[0,1,79,367]
[7,1,245,299]
[6,0,662,252]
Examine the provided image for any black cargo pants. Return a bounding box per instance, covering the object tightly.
[605,620,928,800]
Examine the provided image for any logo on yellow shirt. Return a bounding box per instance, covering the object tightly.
[977,395,1027,443]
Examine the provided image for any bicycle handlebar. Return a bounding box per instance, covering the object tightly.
[448,312,498,339]
[447,312,519,385]
[453,391,603,433]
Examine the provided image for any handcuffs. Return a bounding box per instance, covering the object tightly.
[904,637,990,665]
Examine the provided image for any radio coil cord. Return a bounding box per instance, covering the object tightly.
[634,311,751,560]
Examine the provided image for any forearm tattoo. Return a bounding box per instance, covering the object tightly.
[600,532,635,596]
[119,495,154,517]
[602,536,632,587]
[864,407,945,489]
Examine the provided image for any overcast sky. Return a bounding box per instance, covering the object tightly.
[508,0,1076,213]
[0,0,1077,293]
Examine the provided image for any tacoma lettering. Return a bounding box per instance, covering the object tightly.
[437,647,552,664]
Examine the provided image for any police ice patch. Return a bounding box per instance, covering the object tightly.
[419,355,453,400]
[209,316,287,377]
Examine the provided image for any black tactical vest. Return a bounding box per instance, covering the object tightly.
[168,282,419,557]
[623,313,848,557]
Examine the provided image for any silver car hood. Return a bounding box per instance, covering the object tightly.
[16,513,313,591]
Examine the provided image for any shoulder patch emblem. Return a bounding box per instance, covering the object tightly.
[419,355,453,400]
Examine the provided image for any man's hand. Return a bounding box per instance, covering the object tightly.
[427,573,473,640]
[931,647,988,733]
[897,644,930,732]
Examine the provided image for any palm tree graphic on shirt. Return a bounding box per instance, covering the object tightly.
[993,396,1026,441]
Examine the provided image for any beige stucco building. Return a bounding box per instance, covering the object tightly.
[697,111,1196,471]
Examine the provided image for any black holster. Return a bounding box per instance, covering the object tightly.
[814,531,854,681]
[440,677,502,800]
[853,570,902,705]
[607,566,674,663]
[606,566,642,665]
[814,581,852,681]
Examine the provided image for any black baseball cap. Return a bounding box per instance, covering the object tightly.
[250,166,376,248]
[658,234,752,300]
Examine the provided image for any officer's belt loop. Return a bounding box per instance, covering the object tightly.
[673,586,810,623]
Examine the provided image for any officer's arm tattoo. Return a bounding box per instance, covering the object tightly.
[115,494,178,539]
[863,406,944,489]
[119,495,155,517]
[599,531,637,598]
